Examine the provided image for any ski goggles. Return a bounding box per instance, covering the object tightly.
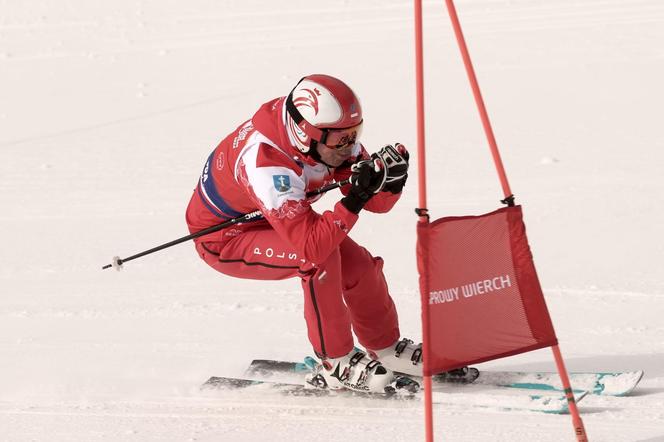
[286,86,363,149]
[319,121,363,149]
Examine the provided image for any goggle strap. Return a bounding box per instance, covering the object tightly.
[285,88,304,125]
[286,88,325,143]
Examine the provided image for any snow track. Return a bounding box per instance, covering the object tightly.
[1,0,663,440]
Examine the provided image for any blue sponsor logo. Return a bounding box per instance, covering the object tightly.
[273,175,291,192]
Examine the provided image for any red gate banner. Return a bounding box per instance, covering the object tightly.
[417,205,558,375]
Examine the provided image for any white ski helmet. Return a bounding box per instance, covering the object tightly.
[285,74,363,154]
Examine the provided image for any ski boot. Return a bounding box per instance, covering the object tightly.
[305,349,419,394]
[368,338,423,377]
[369,338,479,383]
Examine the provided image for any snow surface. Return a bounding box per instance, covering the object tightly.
[1,0,663,440]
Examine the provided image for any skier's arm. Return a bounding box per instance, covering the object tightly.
[239,158,360,265]
[243,163,388,265]
[264,200,359,265]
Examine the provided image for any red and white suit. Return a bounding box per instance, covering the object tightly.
[185,97,401,358]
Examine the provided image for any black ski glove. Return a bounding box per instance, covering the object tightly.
[340,157,386,214]
[376,143,409,194]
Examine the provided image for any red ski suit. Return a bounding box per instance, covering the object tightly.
[185,97,401,358]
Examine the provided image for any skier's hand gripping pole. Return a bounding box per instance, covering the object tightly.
[340,156,385,214]
[340,143,409,214]
[376,143,409,194]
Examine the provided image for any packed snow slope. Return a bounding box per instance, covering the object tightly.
[1,1,663,441]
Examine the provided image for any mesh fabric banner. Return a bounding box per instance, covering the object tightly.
[417,205,558,375]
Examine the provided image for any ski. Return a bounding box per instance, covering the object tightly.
[474,369,644,396]
[245,358,644,396]
[201,375,588,414]
[201,375,417,398]
[246,357,480,384]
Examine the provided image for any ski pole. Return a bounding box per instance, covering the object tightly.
[102,179,350,271]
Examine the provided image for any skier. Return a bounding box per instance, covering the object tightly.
[185,74,424,393]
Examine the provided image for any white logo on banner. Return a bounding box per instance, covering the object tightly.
[429,275,512,305]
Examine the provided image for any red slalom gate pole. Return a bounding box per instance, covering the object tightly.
[413,1,434,441]
[442,1,588,440]
[414,0,428,214]
[552,345,589,441]
[443,0,512,200]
